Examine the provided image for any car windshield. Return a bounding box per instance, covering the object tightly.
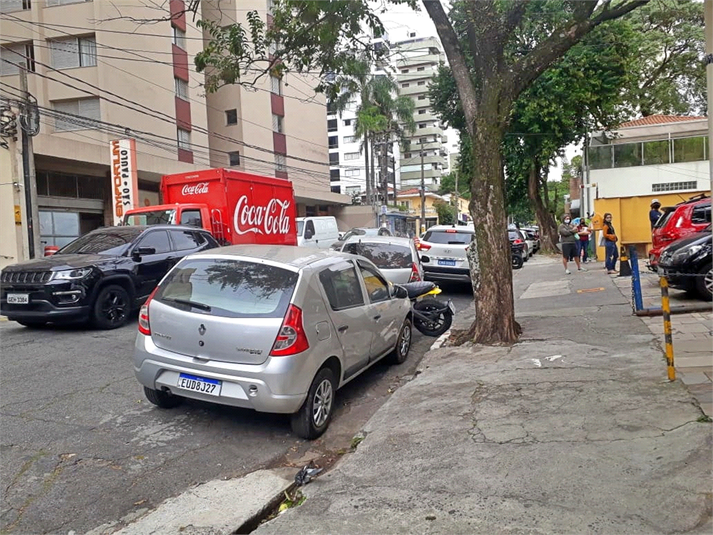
[155,259,298,318]
[57,228,142,255]
[343,242,412,269]
[423,230,472,244]
[124,210,175,226]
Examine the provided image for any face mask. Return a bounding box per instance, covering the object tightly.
[564,219,570,224]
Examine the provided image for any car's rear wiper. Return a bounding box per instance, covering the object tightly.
[163,297,211,311]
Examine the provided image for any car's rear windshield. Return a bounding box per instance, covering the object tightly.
[342,242,412,269]
[654,208,676,229]
[423,230,472,245]
[508,230,523,241]
[155,259,298,318]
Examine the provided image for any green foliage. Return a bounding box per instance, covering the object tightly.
[434,200,456,226]
[438,171,470,199]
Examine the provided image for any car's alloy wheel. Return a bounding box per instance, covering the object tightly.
[92,285,130,329]
[312,378,333,428]
[696,263,713,301]
[387,318,412,365]
[291,368,336,439]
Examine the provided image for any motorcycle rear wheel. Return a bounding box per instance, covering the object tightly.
[413,298,453,337]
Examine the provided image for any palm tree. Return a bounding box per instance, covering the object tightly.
[330,62,415,207]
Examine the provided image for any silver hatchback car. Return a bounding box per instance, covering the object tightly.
[133,246,412,439]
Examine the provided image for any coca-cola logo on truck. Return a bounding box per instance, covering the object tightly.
[234,195,291,235]
[182,182,209,196]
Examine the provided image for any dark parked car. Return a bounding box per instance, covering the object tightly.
[649,195,710,270]
[658,224,712,301]
[0,225,219,329]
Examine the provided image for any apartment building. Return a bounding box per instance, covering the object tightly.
[393,34,448,191]
[326,35,397,199]
[0,0,341,268]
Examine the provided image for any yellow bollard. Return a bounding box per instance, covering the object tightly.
[659,276,676,381]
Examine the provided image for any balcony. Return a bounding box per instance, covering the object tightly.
[399,84,430,97]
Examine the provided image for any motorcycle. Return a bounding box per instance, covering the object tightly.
[397,281,455,337]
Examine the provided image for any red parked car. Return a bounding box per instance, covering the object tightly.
[649,195,710,270]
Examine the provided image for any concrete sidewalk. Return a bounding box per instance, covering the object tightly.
[611,269,713,417]
[256,257,712,534]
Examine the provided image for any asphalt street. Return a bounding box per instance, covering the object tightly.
[0,281,474,534]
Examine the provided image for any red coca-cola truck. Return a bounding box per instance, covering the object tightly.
[123,168,297,245]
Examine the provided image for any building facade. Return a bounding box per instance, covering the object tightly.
[0,0,342,269]
[587,115,709,257]
[393,34,448,191]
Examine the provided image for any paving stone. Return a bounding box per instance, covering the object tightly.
[679,372,712,386]
[675,356,713,368]
[698,402,713,417]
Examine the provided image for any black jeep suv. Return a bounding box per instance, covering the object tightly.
[0,225,219,329]
[658,224,712,301]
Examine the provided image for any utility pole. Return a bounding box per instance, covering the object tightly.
[19,68,39,259]
[454,168,459,224]
[420,151,425,234]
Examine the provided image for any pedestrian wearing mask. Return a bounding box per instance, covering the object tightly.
[603,212,619,274]
[558,214,583,274]
[649,199,662,230]
[576,217,591,263]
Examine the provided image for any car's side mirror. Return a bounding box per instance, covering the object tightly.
[132,246,156,260]
[393,285,408,299]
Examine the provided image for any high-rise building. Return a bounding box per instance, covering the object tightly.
[0,0,344,268]
[392,34,448,191]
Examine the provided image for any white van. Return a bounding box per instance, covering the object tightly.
[296,216,340,249]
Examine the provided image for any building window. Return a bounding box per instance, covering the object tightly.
[46,0,90,6]
[174,77,189,100]
[1,0,31,13]
[673,136,706,163]
[651,181,698,193]
[344,152,360,161]
[401,69,409,73]
[417,81,425,86]
[272,113,283,133]
[330,169,340,181]
[49,36,96,69]
[270,75,282,95]
[343,135,356,143]
[177,127,191,150]
[418,123,427,129]
[402,83,409,88]
[404,152,412,159]
[344,119,352,126]
[330,185,341,193]
[0,42,35,76]
[275,153,286,172]
[419,137,427,143]
[345,169,360,177]
[225,108,238,125]
[327,118,338,132]
[329,152,340,165]
[418,109,426,115]
[417,67,425,71]
[172,26,186,49]
[328,136,338,149]
[52,97,100,131]
[228,151,240,166]
[418,95,426,100]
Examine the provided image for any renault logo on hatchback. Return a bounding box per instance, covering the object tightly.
[198,324,206,336]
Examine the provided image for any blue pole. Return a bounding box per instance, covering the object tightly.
[630,245,644,312]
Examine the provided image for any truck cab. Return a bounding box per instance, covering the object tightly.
[123,204,229,242]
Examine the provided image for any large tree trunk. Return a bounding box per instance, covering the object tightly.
[527,162,558,253]
[463,120,520,344]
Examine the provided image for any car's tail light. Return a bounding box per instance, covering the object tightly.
[418,242,431,251]
[271,304,309,356]
[513,239,523,245]
[409,263,421,282]
[446,229,457,233]
[138,287,158,336]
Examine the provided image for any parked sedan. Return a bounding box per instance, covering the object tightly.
[658,224,712,301]
[337,236,423,284]
[1,225,219,329]
[331,227,392,250]
[133,246,413,439]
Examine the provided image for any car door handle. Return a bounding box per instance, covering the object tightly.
[338,325,349,333]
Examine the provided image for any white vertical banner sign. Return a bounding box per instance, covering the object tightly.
[110,139,139,225]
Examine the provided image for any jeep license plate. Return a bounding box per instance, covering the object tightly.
[7,294,29,305]
[438,259,456,266]
[177,373,221,396]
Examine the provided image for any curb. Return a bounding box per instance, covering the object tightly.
[429,329,452,351]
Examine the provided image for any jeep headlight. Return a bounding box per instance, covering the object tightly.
[672,245,703,263]
[52,268,92,280]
